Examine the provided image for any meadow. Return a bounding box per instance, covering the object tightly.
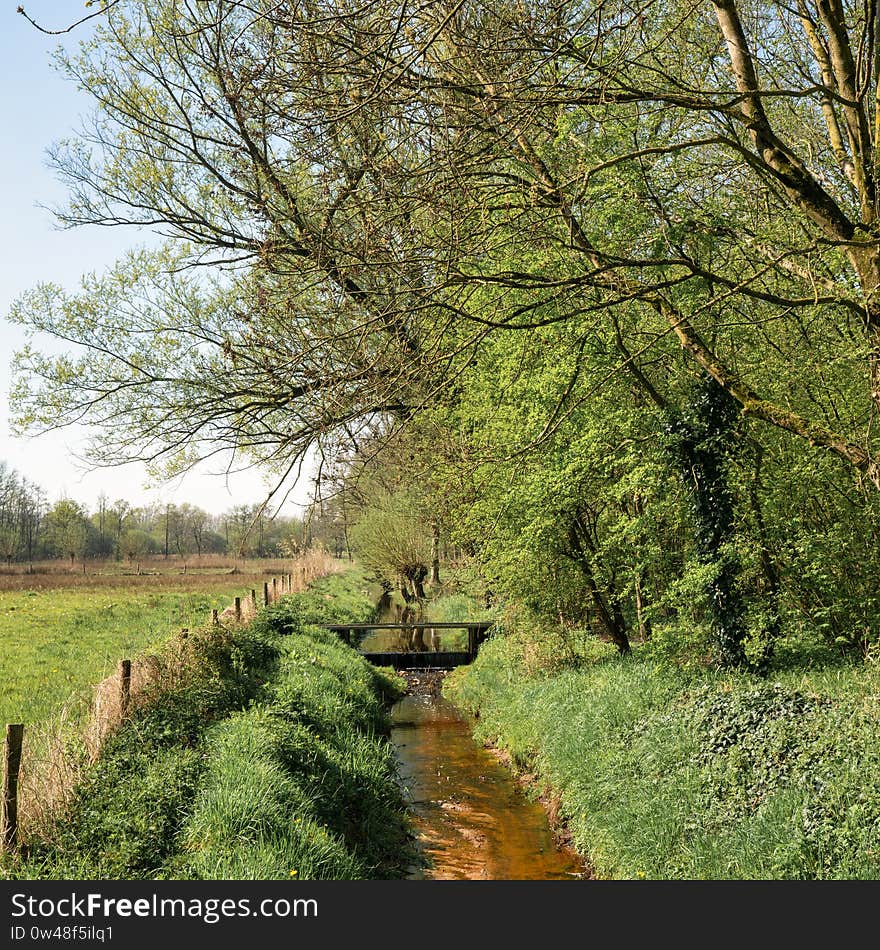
[0,552,338,728]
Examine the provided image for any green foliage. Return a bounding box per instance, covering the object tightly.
[13,624,280,879]
[178,632,412,880]
[21,744,204,881]
[433,324,683,656]
[43,499,90,562]
[349,489,433,595]
[249,567,381,630]
[663,376,750,667]
[425,592,487,624]
[12,0,880,673]
[770,468,880,656]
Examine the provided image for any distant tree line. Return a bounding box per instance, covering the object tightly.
[0,460,348,564]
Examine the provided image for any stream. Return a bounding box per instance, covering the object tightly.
[389,671,587,880]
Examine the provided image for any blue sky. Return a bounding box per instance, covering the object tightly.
[0,3,311,516]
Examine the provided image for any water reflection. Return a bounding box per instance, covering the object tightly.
[390,677,587,881]
[358,626,452,653]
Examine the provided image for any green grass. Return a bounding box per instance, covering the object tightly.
[4,568,414,881]
[287,564,384,626]
[445,630,880,880]
[12,622,282,880]
[0,583,261,727]
[176,623,409,880]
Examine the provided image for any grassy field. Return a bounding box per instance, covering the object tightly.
[0,584,254,727]
[0,552,341,728]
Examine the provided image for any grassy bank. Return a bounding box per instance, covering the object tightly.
[446,629,880,879]
[3,567,414,880]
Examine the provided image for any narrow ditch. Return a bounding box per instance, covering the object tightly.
[389,670,588,880]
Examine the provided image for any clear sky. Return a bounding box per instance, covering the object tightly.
[0,3,312,516]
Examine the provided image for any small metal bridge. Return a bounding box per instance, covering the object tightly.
[325,621,493,669]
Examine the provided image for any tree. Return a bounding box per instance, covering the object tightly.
[0,462,42,564]
[44,499,90,564]
[90,491,113,556]
[107,498,130,558]
[181,504,210,557]
[13,0,880,668]
[11,0,880,494]
[0,526,18,566]
[119,527,154,564]
[665,376,751,668]
[350,489,434,602]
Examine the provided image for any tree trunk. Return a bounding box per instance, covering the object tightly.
[430,521,441,585]
[745,443,781,669]
[566,519,631,654]
[635,573,652,641]
[413,566,428,601]
[584,566,631,654]
[666,375,748,667]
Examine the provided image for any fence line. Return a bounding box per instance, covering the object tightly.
[1,548,338,852]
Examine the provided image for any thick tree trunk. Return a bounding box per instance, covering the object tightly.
[667,375,748,667]
[413,565,428,601]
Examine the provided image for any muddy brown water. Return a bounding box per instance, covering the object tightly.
[390,671,587,880]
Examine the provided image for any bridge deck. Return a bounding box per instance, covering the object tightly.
[359,651,474,670]
[324,622,493,631]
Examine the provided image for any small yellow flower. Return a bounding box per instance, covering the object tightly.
[289,870,298,877]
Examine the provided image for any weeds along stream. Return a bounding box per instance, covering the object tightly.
[390,670,587,880]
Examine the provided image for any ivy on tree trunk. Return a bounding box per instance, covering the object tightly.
[665,375,748,668]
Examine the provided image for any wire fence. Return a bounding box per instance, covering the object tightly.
[1,548,338,853]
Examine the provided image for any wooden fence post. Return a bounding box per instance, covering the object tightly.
[263,582,270,607]
[234,596,241,621]
[1,723,24,853]
[250,588,257,611]
[118,659,131,719]
[272,577,278,602]
[287,573,292,592]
